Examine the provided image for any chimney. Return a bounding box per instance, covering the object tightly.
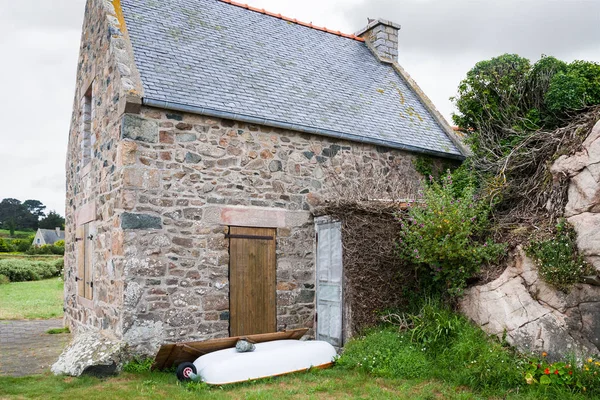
[56,227,61,236]
[356,18,401,61]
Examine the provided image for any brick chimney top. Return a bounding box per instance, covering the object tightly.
[356,18,401,61]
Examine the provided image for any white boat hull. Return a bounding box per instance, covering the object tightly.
[193,340,337,385]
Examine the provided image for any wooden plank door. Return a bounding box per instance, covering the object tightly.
[316,220,343,347]
[229,226,276,337]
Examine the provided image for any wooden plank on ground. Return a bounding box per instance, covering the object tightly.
[151,328,308,371]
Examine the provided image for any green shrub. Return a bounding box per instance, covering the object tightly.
[407,298,464,350]
[123,358,154,373]
[0,259,63,282]
[339,300,526,393]
[27,244,64,256]
[0,238,14,253]
[526,220,593,292]
[399,170,504,297]
[11,239,31,253]
[0,274,9,285]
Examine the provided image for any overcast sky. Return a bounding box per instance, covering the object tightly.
[0,0,598,215]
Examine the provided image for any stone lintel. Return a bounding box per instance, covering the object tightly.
[76,202,96,225]
[219,206,310,228]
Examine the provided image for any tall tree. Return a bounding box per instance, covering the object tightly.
[38,211,65,230]
[23,200,46,220]
[0,198,38,231]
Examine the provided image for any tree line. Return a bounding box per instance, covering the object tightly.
[0,198,65,235]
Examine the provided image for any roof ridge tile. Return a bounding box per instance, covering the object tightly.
[219,0,364,41]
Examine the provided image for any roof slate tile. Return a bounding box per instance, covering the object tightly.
[120,0,462,157]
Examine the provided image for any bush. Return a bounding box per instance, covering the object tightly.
[526,220,593,292]
[339,300,526,393]
[27,244,64,255]
[0,238,14,253]
[11,239,31,253]
[0,259,63,282]
[123,358,154,373]
[399,170,504,297]
[0,274,9,284]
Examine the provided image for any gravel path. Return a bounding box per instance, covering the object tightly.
[0,319,71,377]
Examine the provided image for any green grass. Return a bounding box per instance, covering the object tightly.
[0,254,62,260]
[47,327,70,334]
[0,366,589,399]
[0,278,64,319]
[0,368,513,400]
[0,229,35,239]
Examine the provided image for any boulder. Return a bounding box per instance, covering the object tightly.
[460,248,600,360]
[51,330,127,377]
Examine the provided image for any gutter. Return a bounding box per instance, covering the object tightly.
[142,98,466,161]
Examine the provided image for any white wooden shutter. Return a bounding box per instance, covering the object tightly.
[316,220,343,347]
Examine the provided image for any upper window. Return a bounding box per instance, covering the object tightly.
[81,85,93,168]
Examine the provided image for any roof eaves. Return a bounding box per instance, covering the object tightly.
[143,97,465,160]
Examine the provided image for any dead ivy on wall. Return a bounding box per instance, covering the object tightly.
[313,157,421,334]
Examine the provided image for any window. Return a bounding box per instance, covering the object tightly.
[76,222,94,300]
[81,85,93,168]
[37,238,40,244]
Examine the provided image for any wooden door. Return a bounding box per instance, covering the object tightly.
[316,220,343,347]
[229,226,276,337]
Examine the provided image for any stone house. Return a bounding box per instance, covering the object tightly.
[33,228,65,246]
[65,0,465,354]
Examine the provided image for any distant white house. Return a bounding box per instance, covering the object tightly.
[32,228,65,246]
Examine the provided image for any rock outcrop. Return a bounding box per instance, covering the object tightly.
[460,248,600,360]
[552,120,600,272]
[51,330,127,377]
[461,119,600,359]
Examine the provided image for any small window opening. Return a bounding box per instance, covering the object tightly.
[81,85,93,168]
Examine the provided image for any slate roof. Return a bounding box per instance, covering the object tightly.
[39,229,65,245]
[120,0,463,158]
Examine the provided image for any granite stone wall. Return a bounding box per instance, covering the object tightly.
[114,107,422,354]
[65,1,428,357]
[64,0,143,336]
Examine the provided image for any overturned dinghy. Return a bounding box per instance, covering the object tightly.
[152,329,337,384]
[184,340,337,385]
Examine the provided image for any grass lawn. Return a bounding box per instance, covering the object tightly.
[0,368,519,400]
[0,254,63,261]
[0,278,63,319]
[0,229,34,239]
[0,367,586,400]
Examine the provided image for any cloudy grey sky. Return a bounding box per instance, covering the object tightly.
[0,0,598,215]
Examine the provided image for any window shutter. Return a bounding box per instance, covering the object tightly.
[76,224,85,297]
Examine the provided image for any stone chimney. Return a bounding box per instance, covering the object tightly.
[56,227,61,236]
[356,18,401,61]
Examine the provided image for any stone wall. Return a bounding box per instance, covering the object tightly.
[115,107,423,354]
[64,0,143,335]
